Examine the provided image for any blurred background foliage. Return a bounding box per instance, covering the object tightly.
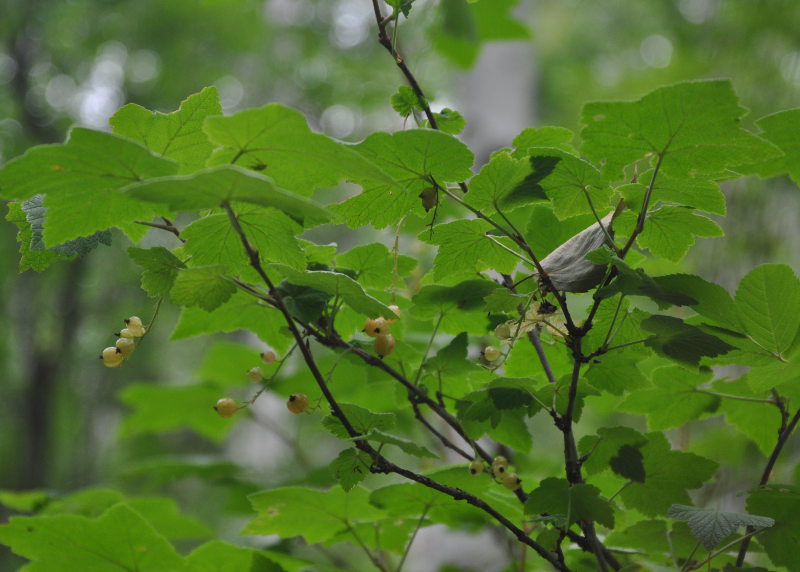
[1,0,799,570]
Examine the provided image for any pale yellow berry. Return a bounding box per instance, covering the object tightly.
[124,316,146,337]
[260,350,276,364]
[491,456,509,478]
[247,367,263,382]
[494,323,512,340]
[469,459,484,475]
[484,346,501,362]
[502,472,522,491]
[214,398,239,418]
[364,317,390,338]
[373,334,395,358]
[286,393,309,414]
[117,328,135,339]
[115,337,135,356]
[100,346,123,368]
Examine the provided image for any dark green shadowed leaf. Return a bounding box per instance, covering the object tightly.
[125,165,331,227]
[667,504,774,551]
[185,540,289,572]
[581,80,781,178]
[745,485,800,571]
[464,151,534,214]
[110,86,221,174]
[524,478,614,528]
[641,315,734,366]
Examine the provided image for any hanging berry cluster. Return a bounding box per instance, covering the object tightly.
[363,304,401,358]
[98,316,146,367]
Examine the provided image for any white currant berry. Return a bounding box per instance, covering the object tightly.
[501,472,522,492]
[491,456,509,478]
[484,346,501,362]
[124,316,146,337]
[363,317,389,338]
[214,398,239,418]
[100,346,123,368]
[286,393,309,414]
[115,337,135,356]
[260,350,276,364]
[419,187,437,212]
[469,459,484,475]
[118,328,135,339]
[247,367,263,382]
[373,334,395,358]
[494,323,511,340]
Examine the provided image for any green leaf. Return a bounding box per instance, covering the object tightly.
[524,478,614,528]
[609,444,645,483]
[654,273,739,330]
[621,171,726,215]
[358,430,437,459]
[422,219,520,281]
[464,151,534,214]
[581,80,781,178]
[605,520,698,559]
[275,281,332,324]
[333,129,474,229]
[0,504,184,571]
[593,253,698,308]
[272,266,392,318]
[182,207,305,272]
[634,206,723,262]
[411,279,500,334]
[204,103,396,196]
[619,366,719,430]
[185,540,287,572]
[621,432,718,517]
[119,383,236,442]
[322,403,396,439]
[524,206,596,260]
[243,486,384,544]
[745,108,800,185]
[512,126,576,157]
[110,86,221,174]
[6,201,62,271]
[128,246,186,297]
[667,503,774,551]
[390,85,423,117]
[170,265,236,311]
[431,108,466,135]
[735,264,800,357]
[745,485,800,571]
[0,128,179,245]
[584,353,649,396]
[0,490,49,513]
[23,194,112,257]
[330,449,371,492]
[125,165,331,226]
[641,315,734,366]
[713,377,782,455]
[525,148,612,220]
[336,243,417,289]
[171,291,290,351]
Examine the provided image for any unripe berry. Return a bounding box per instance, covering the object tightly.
[286,393,309,414]
[260,350,276,364]
[247,367,263,382]
[124,316,146,337]
[100,346,123,368]
[386,305,401,323]
[363,317,389,337]
[373,334,395,358]
[491,456,509,478]
[214,398,239,418]
[494,323,511,340]
[469,459,484,475]
[484,346,501,362]
[115,337,136,356]
[502,472,522,491]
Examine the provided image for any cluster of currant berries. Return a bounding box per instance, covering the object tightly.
[213,349,311,419]
[469,455,522,492]
[363,304,401,358]
[99,316,146,367]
